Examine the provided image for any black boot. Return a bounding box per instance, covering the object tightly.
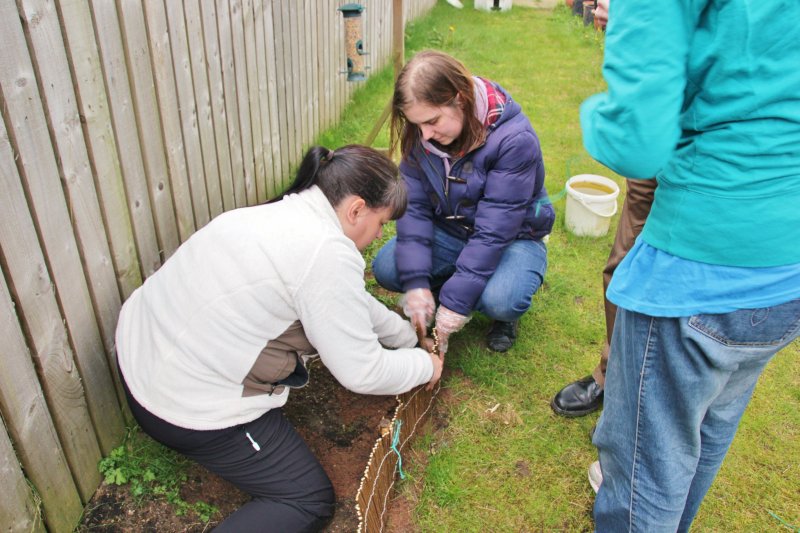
[551,375,604,417]
[486,320,517,352]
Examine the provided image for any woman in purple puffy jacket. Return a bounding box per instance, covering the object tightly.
[372,50,554,355]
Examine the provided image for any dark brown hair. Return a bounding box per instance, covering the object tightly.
[390,50,485,159]
[268,145,407,220]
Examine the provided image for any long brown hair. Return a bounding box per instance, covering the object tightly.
[268,145,407,220]
[390,50,485,160]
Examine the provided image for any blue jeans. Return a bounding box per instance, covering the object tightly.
[371,226,547,322]
[593,299,800,532]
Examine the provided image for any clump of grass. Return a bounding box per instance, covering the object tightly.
[98,427,219,523]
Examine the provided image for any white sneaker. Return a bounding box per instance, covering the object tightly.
[588,461,603,493]
[446,0,464,8]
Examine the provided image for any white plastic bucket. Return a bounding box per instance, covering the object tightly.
[565,174,620,237]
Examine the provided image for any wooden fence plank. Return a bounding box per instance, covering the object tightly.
[117,0,181,259]
[316,0,326,136]
[197,0,237,212]
[368,0,375,78]
[242,0,267,204]
[213,0,247,208]
[261,0,286,189]
[4,1,123,461]
[327,0,336,127]
[0,421,44,533]
[57,0,143,301]
[376,0,382,72]
[252,0,270,196]
[22,0,129,421]
[164,1,212,230]
[393,0,405,77]
[311,2,328,134]
[271,1,294,171]
[386,0,393,70]
[309,0,320,144]
[299,0,312,148]
[0,269,79,533]
[381,0,388,73]
[141,0,197,243]
[184,0,225,219]
[335,0,346,122]
[228,0,258,205]
[375,0,382,73]
[286,2,304,162]
[253,0,277,198]
[0,105,101,502]
[90,0,162,278]
[387,0,393,70]
[327,0,335,128]
[332,0,341,118]
[295,0,306,149]
[379,1,385,70]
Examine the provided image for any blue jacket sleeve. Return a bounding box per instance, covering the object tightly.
[440,131,541,315]
[395,157,435,291]
[580,0,704,178]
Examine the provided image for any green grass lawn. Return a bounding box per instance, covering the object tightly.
[320,2,800,531]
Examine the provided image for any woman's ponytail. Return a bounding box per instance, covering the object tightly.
[266,144,407,221]
[266,146,332,203]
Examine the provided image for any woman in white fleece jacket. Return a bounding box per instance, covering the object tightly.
[115,145,442,532]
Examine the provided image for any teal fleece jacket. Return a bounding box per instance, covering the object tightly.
[580,0,800,267]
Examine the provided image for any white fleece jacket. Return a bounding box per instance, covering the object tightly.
[116,186,433,430]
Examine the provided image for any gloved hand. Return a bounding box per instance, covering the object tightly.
[593,0,609,27]
[434,305,471,355]
[426,351,444,391]
[401,288,435,333]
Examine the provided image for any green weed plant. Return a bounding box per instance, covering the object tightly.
[98,428,219,523]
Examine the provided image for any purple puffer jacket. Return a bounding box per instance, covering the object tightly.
[395,82,554,316]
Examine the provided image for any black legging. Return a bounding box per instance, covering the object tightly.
[121,375,335,532]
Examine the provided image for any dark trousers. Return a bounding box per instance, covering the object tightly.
[121,377,335,532]
[592,178,657,387]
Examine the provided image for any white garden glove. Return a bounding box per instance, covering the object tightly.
[434,305,471,355]
[401,288,435,333]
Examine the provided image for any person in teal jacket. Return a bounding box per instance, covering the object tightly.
[580,0,800,530]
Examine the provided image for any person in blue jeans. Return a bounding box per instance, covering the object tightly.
[372,50,554,355]
[580,0,800,530]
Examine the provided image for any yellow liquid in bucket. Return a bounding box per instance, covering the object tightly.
[570,181,614,196]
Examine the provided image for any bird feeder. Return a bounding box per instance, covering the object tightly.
[339,3,367,81]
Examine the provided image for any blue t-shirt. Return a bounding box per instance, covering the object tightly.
[607,240,800,317]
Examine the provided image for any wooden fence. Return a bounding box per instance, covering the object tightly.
[0,0,435,531]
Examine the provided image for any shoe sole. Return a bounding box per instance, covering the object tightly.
[487,342,514,353]
[588,462,602,493]
[549,397,603,418]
